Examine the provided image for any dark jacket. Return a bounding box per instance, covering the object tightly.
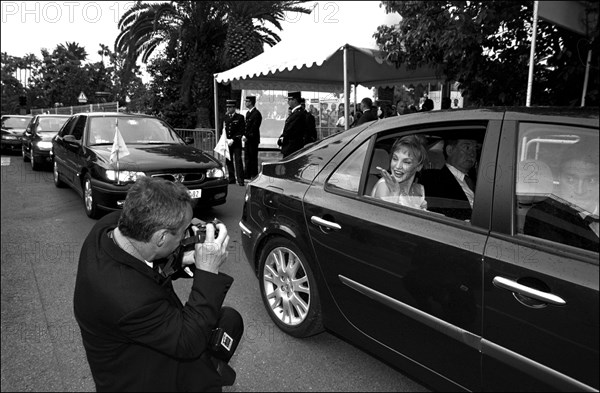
[304,111,317,145]
[280,107,307,157]
[224,112,245,149]
[74,212,233,392]
[355,108,378,126]
[244,107,262,145]
[419,165,473,221]
[524,198,598,252]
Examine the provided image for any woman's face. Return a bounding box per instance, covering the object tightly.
[390,147,422,183]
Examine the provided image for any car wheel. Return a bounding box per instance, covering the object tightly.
[258,237,324,338]
[22,145,30,162]
[53,160,65,188]
[83,174,100,219]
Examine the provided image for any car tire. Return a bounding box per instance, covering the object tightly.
[83,174,100,219]
[53,160,65,188]
[258,237,324,338]
[22,145,30,162]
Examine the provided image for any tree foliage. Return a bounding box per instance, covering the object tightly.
[115,1,310,128]
[374,1,599,106]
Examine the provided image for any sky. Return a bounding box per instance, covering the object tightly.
[0,0,399,83]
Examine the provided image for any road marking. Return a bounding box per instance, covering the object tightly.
[1,157,10,166]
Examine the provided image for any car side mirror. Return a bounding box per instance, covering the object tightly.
[184,137,194,145]
[63,135,81,145]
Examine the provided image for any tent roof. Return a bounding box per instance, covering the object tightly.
[215,41,443,92]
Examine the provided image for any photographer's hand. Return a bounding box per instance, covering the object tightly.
[193,223,229,274]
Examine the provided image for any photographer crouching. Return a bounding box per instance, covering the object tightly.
[73,176,243,392]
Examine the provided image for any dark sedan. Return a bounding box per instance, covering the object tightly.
[1,114,32,152]
[240,107,599,391]
[52,112,228,218]
[22,114,71,170]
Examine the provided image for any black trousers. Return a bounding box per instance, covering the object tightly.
[226,146,244,184]
[244,142,259,179]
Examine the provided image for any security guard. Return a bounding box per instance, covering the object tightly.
[242,96,262,179]
[278,92,307,158]
[224,100,245,185]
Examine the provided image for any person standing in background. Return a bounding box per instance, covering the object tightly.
[224,100,245,186]
[243,96,261,180]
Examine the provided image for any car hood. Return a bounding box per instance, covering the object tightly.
[90,144,221,171]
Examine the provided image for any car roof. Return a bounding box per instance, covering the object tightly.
[74,112,157,119]
[2,114,33,118]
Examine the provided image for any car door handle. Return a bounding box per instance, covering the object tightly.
[311,216,341,231]
[492,276,566,306]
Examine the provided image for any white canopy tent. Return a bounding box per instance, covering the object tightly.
[213,39,442,137]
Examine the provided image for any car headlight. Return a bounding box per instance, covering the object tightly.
[206,167,226,179]
[106,170,146,183]
[35,141,53,149]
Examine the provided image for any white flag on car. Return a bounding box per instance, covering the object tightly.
[109,121,130,164]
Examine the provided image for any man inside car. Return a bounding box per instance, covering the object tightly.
[419,135,480,220]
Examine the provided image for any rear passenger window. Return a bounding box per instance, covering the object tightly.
[363,127,486,222]
[517,123,599,253]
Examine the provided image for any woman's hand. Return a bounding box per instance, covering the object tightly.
[376,166,400,195]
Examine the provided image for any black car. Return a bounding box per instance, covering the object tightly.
[52,112,228,218]
[22,114,71,170]
[1,114,32,152]
[240,107,599,391]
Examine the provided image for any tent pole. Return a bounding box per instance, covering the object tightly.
[581,48,592,107]
[526,1,539,107]
[213,75,219,146]
[343,45,349,131]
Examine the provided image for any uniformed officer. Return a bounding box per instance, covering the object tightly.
[242,96,262,179]
[278,92,307,158]
[224,99,245,185]
[300,98,317,145]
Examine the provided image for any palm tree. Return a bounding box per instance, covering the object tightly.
[115,1,310,126]
[223,1,311,68]
[57,42,88,64]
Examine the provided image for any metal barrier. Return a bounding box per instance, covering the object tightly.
[175,128,216,154]
[31,102,120,115]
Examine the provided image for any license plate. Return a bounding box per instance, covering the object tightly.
[188,189,202,199]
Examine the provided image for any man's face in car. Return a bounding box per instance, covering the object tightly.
[446,139,478,174]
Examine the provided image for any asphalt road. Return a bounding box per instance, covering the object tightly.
[0,151,428,392]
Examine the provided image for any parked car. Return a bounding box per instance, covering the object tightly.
[22,114,71,170]
[239,107,599,391]
[1,114,32,152]
[51,112,228,218]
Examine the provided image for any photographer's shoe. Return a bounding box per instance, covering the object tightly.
[212,358,236,386]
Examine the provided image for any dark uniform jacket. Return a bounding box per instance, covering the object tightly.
[355,108,378,126]
[280,107,307,157]
[419,165,473,221]
[304,111,317,145]
[524,198,599,253]
[224,112,245,149]
[244,107,262,145]
[73,212,233,392]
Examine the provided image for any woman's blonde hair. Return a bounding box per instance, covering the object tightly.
[391,135,428,167]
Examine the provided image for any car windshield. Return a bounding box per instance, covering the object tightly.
[37,117,70,133]
[87,117,183,145]
[2,117,30,129]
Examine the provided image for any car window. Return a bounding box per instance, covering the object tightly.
[58,116,77,137]
[327,141,368,192]
[37,117,70,133]
[88,117,183,145]
[71,116,86,140]
[358,127,486,222]
[2,116,30,129]
[517,123,598,253]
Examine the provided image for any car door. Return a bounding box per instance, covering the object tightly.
[62,115,87,188]
[303,118,503,390]
[481,115,599,391]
